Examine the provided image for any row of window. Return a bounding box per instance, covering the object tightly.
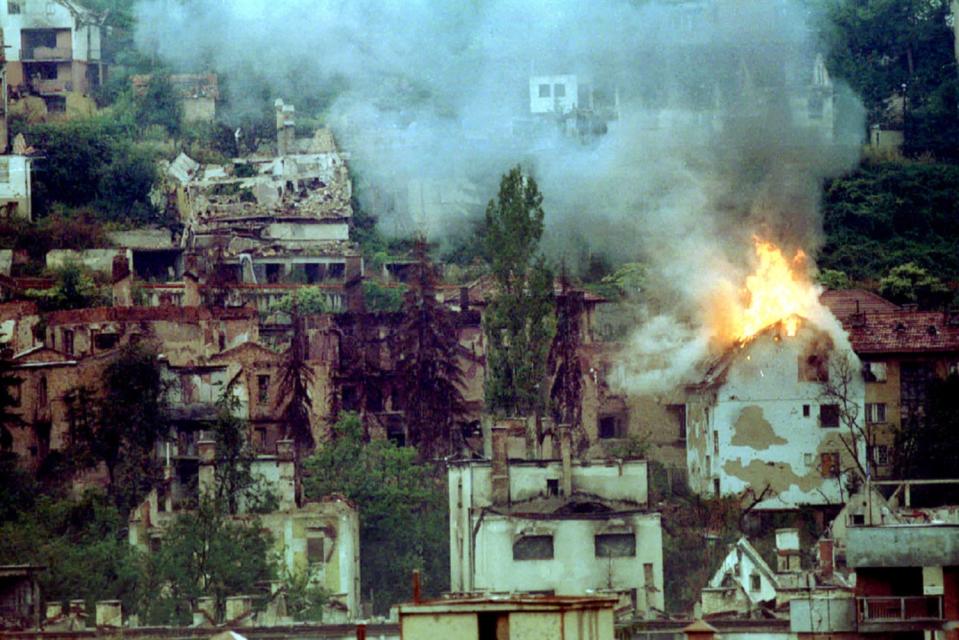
[512,533,636,561]
[537,83,568,99]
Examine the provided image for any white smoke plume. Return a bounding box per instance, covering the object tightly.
[134,0,864,391]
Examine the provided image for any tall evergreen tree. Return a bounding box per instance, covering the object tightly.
[276,307,315,456]
[547,274,585,449]
[483,166,555,418]
[393,240,466,459]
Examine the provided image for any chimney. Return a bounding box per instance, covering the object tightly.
[95,601,122,629]
[490,423,510,505]
[274,99,296,156]
[225,595,253,627]
[558,423,572,497]
[197,438,216,499]
[775,528,801,573]
[683,619,718,640]
[112,255,133,307]
[412,569,422,604]
[459,286,470,312]
[819,539,834,579]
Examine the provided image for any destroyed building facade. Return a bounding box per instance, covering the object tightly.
[449,422,664,618]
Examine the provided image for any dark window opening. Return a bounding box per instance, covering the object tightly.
[94,333,119,351]
[305,263,324,284]
[668,404,687,440]
[8,2,22,14]
[820,452,840,478]
[595,533,636,558]
[599,415,625,439]
[553,83,566,98]
[819,404,840,428]
[133,250,180,282]
[799,353,829,382]
[307,536,325,563]
[538,84,551,98]
[37,376,47,408]
[546,478,559,496]
[341,385,359,412]
[367,386,384,413]
[257,375,270,404]
[265,263,282,284]
[513,535,554,560]
[478,612,508,640]
[255,427,267,452]
[327,263,345,280]
[62,329,74,356]
[750,573,761,591]
[385,414,406,447]
[803,404,810,417]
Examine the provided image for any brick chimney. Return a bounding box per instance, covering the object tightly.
[112,255,133,307]
[490,423,510,505]
[684,619,717,640]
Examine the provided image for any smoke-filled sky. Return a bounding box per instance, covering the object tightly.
[136,0,864,391]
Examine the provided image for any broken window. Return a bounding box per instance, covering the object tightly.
[874,445,889,466]
[37,376,47,408]
[819,404,840,428]
[820,452,840,478]
[305,263,324,284]
[257,375,270,404]
[307,536,325,564]
[265,264,282,284]
[341,385,359,412]
[750,573,761,592]
[595,533,636,558]
[62,329,74,356]
[513,535,554,560]
[554,83,566,98]
[8,2,22,14]
[865,402,886,424]
[546,478,559,496]
[598,415,624,439]
[862,361,887,383]
[328,263,345,280]
[94,333,119,352]
[367,386,384,412]
[668,404,687,440]
[713,478,720,495]
[803,404,810,417]
[255,427,267,452]
[644,563,655,591]
[538,84,551,98]
[798,353,829,382]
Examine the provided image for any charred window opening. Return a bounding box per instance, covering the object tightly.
[386,416,406,447]
[265,263,283,284]
[799,353,829,382]
[305,263,324,284]
[367,386,384,413]
[820,451,840,478]
[328,263,345,280]
[862,361,887,382]
[803,404,810,417]
[257,375,270,404]
[546,478,559,496]
[513,535,554,561]
[598,415,625,439]
[94,333,119,352]
[819,404,840,428]
[594,533,636,558]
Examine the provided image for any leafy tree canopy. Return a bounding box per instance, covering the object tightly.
[879,262,951,308]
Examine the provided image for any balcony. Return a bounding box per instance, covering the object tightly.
[21,46,72,62]
[857,596,944,633]
[29,79,72,95]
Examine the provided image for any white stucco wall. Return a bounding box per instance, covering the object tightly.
[530,74,579,114]
[265,221,350,241]
[0,156,32,220]
[0,1,100,62]
[687,323,865,509]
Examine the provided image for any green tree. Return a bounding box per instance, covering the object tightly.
[483,166,555,418]
[0,352,23,454]
[211,389,257,515]
[547,276,585,450]
[363,280,406,313]
[817,268,852,290]
[134,74,182,136]
[820,0,959,157]
[302,413,448,614]
[138,499,275,625]
[879,262,950,308]
[67,344,169,514]
[26,263,107,311]
[393,241,466,459]
[269,287,335,315]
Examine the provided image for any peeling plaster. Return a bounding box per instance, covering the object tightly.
[723,458,822,494]
[730,405,787,450]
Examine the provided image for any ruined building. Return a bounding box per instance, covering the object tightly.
[449,421,664,619]
[0,0,104,112]
[685,318,866,510]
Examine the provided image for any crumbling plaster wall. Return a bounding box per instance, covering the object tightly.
[471,513,664,611]
[686,325,865,508]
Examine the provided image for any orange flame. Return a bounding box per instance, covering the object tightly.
[717,237,821,344]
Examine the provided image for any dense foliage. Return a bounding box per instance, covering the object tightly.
[483,166,555,417]
[302,413,448,615]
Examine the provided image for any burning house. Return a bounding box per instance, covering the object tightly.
[449,422,664,618]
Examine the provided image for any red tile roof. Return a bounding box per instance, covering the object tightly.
[45,305,257,326]
[841,310,959,354]
[820,289,900,319]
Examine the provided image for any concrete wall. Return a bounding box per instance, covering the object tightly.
[847,525,959,568]
[789,595,857,633]
[264,221,350,242]
[46,249,129,274]
[687,324,865,508]
[0,155,32,220]
[400,608,614,640]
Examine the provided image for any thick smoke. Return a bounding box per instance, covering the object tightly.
[135,0,863,391]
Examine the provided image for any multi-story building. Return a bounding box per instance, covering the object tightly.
[448,422,664,618]
[685,318,866,509]
[0,0,104,112]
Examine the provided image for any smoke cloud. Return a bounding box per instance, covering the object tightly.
[135,0,864,391]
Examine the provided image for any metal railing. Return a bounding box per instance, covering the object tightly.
[857,596,943,622]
